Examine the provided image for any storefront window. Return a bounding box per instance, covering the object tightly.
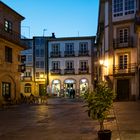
[52,80,60,96]
[80,78,88,95]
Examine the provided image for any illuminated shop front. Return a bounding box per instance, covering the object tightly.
[80,78,88,95]
[64,79,76,97]
[51,80,61,96]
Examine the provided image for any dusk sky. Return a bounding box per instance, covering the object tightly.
[2,0,99,38]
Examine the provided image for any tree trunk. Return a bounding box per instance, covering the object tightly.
[99,120,104,131]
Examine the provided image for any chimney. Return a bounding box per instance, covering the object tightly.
[52,33,55,38]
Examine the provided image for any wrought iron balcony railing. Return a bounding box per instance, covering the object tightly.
[78,50,89,56]
[64,68,75,74]
[23,76,32,81]
[50,51,61,57]
[79,68,89,74]
[113,63,137,75]
[64,51,75,57]
[50,69,61,75]
[113,37,133,49]
[0,23,26,48]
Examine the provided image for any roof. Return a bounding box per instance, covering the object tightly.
[48,36,96,42]
[0,1,25,20]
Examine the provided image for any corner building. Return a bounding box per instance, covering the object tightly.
[0,2,26,103]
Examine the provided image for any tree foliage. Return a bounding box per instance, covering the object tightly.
[83,81,116,130]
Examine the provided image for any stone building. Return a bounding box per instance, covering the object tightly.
[96,0,140,101]
[0,1,26,103]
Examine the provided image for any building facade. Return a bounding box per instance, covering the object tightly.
[96,0,140,101]
[20,39,34,97]
[48,36,95,97]
[0,1,26,103]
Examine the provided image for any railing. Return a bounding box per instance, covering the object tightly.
[50,69,61,75]
[0,23,26,48]
[23,76,32,81]
[113,37,133,49]
[78,50,89,56]
[64,68,75,74]
[64,51,75,57]
[79,68,89,74]
[50,51,61,57]
[113,63,137,75]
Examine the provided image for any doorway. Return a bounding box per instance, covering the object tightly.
[39,84,46,96]
[64,79,76,97]
[117,79,130,101]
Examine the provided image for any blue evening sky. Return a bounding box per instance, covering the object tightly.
[2,0,99,38]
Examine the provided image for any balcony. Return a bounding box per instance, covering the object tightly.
[113,63,137,76]
[79,68,89,74]
[50,51,61,58]
[78,50,89,56]
[50,69,61,75]
[113,37,133,49]
[64,51,75,57]
[23,76,32,81]
[0,23,26,48]
[64,68,75,74]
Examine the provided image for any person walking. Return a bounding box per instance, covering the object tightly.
[72,89,75,99]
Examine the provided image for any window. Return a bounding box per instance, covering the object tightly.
[79,42,88,52]
[2,82,11,99]
[36,61,44,68]
[36,72,39,78]
[27,55,32,62]
[52,43,60,53]
[113,0,135,17]
[66,61,74,69]
[52,61,60,70]
[24,83,31,93]
[36,49,39,57]
[119,54,128,69]
[80,61,88,70]
[119,28,129,43]
[65,43,74,54]
[5,46,12,63]
[125,0,135,15]
[4,19,12,33]
[36,61,39,68]
[113,0,123,17]
[24,71,31,77]
[35,49,44,57]
[40,61,44,68]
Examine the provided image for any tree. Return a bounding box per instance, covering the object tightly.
[83,81,116,139]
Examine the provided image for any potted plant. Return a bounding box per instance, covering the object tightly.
[83,81,116,140]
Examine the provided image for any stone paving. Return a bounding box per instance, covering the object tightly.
[0,98,140,140]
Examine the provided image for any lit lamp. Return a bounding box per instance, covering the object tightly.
[39,73,47,96]
[40,73,44,79]
[99,59,109,81]
[99,60,104,65]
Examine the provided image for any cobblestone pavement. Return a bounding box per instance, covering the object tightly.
[0,98,140,140]
[0,98,99,140]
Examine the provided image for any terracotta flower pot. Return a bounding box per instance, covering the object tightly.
[98,129,112,140]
